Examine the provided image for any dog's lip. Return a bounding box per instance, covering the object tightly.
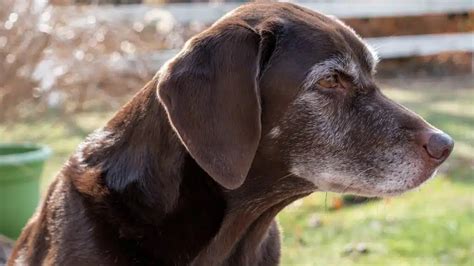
[413,168,438,187]
[380,168,438,197]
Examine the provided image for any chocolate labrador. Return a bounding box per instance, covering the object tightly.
[9,2,453,266]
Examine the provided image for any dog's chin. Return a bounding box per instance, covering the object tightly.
[315,168,440,198]
[352,169,439,198]
[293,164,440,198]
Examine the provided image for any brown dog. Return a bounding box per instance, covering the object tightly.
[9,2,453,265]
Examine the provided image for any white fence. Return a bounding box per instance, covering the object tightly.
[55,1,474,70]
[62,0,474,24]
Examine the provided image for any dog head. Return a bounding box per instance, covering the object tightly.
[158,3,453,196]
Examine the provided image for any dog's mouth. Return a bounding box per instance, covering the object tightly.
[368,131,453,197]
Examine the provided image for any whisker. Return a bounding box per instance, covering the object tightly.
[277,173,295,180]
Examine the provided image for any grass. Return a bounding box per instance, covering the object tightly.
[1,77,473,265]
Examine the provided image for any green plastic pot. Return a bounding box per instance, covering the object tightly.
[0,143,51,239]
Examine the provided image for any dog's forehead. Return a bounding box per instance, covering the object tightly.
[295,15,378,89]
[307,14,378,73]
[223,3,378,73]
[331,17,379,72]
[220,3,379,93]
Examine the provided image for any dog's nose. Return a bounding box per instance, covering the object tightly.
[421,131,454,162]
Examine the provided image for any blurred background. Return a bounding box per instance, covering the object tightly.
[0,0,473,265]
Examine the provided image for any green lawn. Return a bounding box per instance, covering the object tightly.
[1,78,473,265]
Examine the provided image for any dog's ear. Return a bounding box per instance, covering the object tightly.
[158,22,263,190]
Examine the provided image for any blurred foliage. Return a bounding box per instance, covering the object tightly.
[0,0,206,121]
[0,0,148,119]
[0,0,50,121]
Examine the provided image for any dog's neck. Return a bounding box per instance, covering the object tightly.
[191,173,314,265]
[71,79,315,264]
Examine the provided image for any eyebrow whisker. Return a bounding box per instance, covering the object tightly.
[303,55,362,89]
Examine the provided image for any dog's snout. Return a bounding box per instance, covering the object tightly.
[420,131,454,163]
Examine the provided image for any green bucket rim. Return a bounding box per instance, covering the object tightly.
[0,143,52,166]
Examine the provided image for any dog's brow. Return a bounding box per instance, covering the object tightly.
[326,15,379,73]
[303,56,360,89]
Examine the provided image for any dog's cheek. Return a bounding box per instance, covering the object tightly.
[281,92,352,187]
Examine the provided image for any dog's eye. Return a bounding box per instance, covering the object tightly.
[317,74,340,89]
